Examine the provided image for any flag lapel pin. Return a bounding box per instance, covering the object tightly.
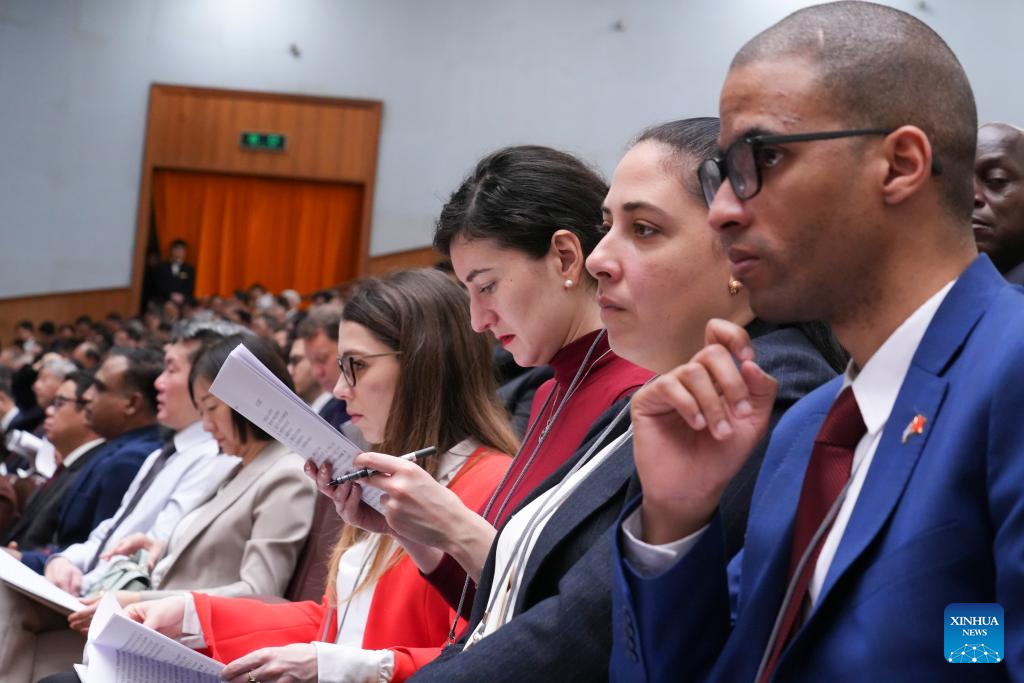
[901,414,927,444]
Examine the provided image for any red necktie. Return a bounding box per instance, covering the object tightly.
[760,386,866,682]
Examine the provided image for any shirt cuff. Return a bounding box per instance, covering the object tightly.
[178,593,207,649]
[621,506,708,576]
[313,642,395,683]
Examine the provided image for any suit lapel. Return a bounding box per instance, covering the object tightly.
[814,368,947,606]
[162,442,281,570]
[811,256,1001,612]
[517,430,636,600]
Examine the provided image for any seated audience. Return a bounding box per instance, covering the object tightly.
[86,334,316,609]
[105,269,516,682]
[973,122,1024,283]
[380,119,835,681]
[358,144,652,625]
[609,5,1024,682]
[1,373,104,547]
[17,347,164,572]
[47,323,241,600]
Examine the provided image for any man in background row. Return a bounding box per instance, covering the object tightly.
[973,122,1024,283]
[17,348,163,572]
[2,373,104,550]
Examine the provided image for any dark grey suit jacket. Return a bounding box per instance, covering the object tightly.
[1,441,106,547]
[410,323,838,682]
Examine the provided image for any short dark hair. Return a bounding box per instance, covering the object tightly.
[432,146,608,267]
[169,320,246,365]
[297,304,343,343]
[66,371,96,403]
[107,346,163,415]
[188,334,294,443]
[632,118,722,200]
[16,320,33,331]
[170,239,188,250]
[39,321,56,336]
[123,320,145,343]
[732,1,976,219]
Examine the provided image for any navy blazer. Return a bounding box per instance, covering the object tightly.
[611,256,1024,682]
[20,425,161,572]
[411,324,835,682]
[318,397,350,431]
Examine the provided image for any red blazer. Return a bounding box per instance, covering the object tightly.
[192,447,510,681]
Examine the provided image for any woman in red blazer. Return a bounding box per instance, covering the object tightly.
[123,269,518,683]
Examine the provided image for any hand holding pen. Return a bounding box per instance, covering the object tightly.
[329,446,437,487]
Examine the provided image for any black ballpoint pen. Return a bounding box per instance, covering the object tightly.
[329,446,438,487]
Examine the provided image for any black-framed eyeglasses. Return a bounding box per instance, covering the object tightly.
[51,395,86,410]
[337,352,402,387]
[698,128,942,208]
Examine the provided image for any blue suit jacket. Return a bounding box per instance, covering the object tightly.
[318,397,350,431]
[611,255,1024,682]
[20,425,162,572]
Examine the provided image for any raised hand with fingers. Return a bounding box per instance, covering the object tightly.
[220,643,318,683]
[68,590,141,633]
[44,555,84,596]
[304,459,394,535]
[123,594,188,640]
[100,532,165,569]
[632,319,778,545]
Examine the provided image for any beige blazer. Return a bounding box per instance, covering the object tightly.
[143,441,315,600]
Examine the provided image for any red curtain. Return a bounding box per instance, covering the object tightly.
[152,170,363,298]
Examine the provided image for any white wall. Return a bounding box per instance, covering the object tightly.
[1,0,1021,298]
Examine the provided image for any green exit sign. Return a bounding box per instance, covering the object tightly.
[240,131,287,152]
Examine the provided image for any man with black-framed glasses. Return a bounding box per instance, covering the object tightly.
[612,2,1024,682]
[1,373,105,551]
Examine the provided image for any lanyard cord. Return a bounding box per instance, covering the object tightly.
[445,329,608,643]
[469,396,636,644]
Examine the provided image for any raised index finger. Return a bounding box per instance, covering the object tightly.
[704,318,755,363]
[353,451,410,475]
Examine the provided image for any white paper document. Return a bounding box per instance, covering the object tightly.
[0,548,85,614]
[209,343,385,512]
[77,593,222,683]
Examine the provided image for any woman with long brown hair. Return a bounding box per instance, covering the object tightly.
[118,269,518,683]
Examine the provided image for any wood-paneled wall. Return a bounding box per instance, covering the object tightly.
[133,84,384,310]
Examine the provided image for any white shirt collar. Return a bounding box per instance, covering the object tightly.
[844,279,957,435]
[448,437,482,457]
[173,420,212,453]
[63,437,106,468]
[1,406,19,432]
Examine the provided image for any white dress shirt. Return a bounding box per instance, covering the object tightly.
[56,421,237,592]
[60,437,105,469]
[624,279,956,613]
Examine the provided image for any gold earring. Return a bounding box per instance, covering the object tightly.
[728,278,743,296]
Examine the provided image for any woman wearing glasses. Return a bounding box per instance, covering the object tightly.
[354,119,840,682]
[103,270,518,683]
[313,145,654,628]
